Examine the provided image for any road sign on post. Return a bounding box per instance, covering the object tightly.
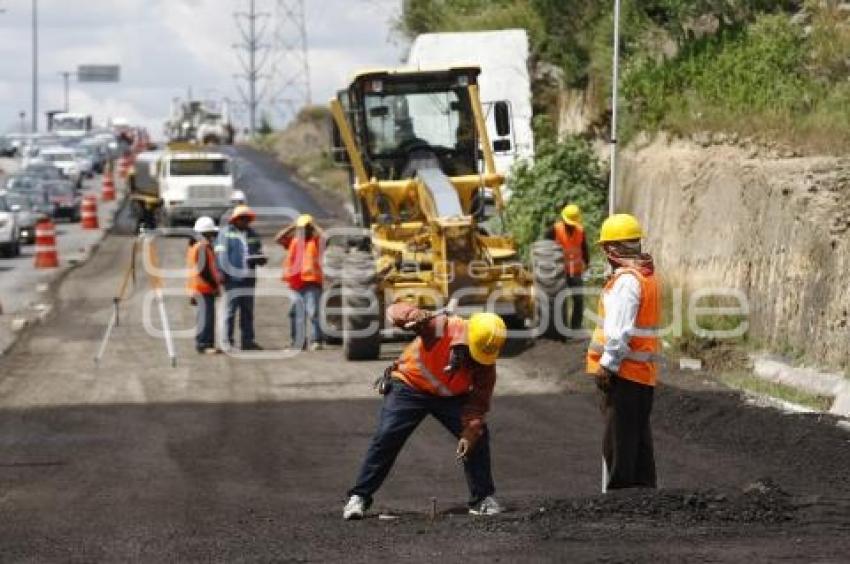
[78,64,120,83]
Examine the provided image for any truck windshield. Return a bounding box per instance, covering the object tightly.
[169,159,230,176]
[53,117,87,131]
[364,88,475,158]
[43,152,74,163]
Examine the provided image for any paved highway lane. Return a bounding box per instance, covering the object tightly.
[0,148,848,562]
[226,145,341,235]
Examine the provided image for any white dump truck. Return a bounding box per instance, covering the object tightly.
[155,144,234,226]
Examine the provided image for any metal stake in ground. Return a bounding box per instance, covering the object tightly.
[95,239,139,365]
[144,235,177,368]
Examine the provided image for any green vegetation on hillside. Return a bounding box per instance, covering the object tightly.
[398,0,850,149]
[399,0,850,248]
[504,133,607,258]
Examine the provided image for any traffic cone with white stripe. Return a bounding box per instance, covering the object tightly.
[81,195,99,229]
[102,163,116,201]
[34,217,59,269]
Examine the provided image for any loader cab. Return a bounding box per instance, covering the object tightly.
[341,68,485,180]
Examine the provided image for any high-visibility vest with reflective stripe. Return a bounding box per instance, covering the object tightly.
[284,236,322,288]
[586,267,661,386]
[186,241,219,295]
[554,222,585,276]
[394,317,472,396]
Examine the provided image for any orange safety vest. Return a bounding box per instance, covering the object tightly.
[554,222,586,276]
[284,236,323,288]
[186,241,219,295]
[586,267,661,386]
[394,316,473,396]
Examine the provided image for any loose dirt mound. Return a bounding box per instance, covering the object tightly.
[525,480,794,528]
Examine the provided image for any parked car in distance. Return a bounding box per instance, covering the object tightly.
[44,180,81,222]
[22,162,64,183]
[5,173,41,194]
[39,146,82,186]
[3,190,43,243]
[0,193,21,257]
[0,135,17,157]
[73,145,96,178]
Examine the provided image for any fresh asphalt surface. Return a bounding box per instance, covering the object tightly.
[0,146,848,562]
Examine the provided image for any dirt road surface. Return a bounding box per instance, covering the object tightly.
[0,147,847,562]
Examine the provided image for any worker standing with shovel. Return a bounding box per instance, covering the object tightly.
[343,303,508,520]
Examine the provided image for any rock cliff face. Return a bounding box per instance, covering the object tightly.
[617,136,850,369]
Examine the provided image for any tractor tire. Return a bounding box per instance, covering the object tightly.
[530,240,567,339]
[321,245,346,345]
[341,250,381,360]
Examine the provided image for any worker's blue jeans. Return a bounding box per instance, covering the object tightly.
[224,285,255,347]
[288,283,323,347]
[194,293,216,350]
[349,379,496,507]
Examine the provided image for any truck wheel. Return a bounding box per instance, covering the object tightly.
[321,245,346,345]
[342,250,381,360]
[531,240,567,339]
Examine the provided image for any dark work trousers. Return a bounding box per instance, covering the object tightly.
[194,293,216,351]
[349,380,496,507]
[225,285,256,347]
[566,275,585,330]
[602,376,657,490]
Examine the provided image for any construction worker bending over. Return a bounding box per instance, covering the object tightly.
[587,213,661,490]
[215,205,267,350]
[343,304,508,520]
[187,216,221,354]
[546,203,589,332]
[278,214,324,350]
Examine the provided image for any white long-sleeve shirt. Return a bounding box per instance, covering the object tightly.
[599,272,641,373]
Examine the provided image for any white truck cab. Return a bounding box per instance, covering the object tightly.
[50,112,93,139]
[157,148,234,225]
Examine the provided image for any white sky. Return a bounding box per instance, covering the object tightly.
[0,0,404,135]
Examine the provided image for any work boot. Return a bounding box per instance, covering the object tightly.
[468,496,504,516]
[342,495,367,520]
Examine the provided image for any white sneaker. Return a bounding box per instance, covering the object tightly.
[343,494,366,520]
[469,496,503,516]
[309,341,322,351]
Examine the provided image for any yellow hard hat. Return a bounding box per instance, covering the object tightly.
[467,312,507,366]
[230,205,256,223]
[561,204,582,226]
[598,213,643,243]
[296,214,314,228]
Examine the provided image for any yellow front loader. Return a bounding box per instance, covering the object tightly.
[327,66,537,360]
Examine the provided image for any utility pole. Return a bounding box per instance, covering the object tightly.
[271,0,311,123]
[59,71,73,112]
[32,0,38,132]
[234,0,269,135]
[607,0,622,217]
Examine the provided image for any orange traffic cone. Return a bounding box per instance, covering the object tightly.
[34,217,59,269]
[102,168,116,201]
[81,195,99,229]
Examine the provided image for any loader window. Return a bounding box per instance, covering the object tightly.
[363,89,475,161]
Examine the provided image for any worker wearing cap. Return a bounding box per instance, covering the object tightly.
[587,213,661,490]
[546,203,589,332]
[278,214,324,351]
[187,216,221,354]
[215,205,267,350]
[343,305,508,520]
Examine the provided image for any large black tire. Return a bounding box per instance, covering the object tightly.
[530,240,567,339]
[321,245,346,345]
[341,250,381,360]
